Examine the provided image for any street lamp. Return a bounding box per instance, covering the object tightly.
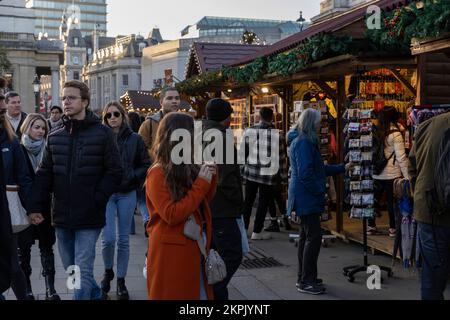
[32,74,40,114]
[44,91,48,118]
[296,11,306,31]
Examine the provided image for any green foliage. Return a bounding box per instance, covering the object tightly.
[175,70,224,96]
[0,45,11,73]
[367,0,450,52]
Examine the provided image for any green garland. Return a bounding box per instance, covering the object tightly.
[367,0,450,52]
[178,1,450,94]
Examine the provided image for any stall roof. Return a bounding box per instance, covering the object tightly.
[121,91,191,111]
[185,42,268,78]
[232,0,412,66]
[411,33,450,55]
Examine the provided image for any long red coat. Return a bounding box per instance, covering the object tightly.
[146,165,217,300]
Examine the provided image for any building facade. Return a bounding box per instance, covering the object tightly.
[142,16,304,90]
[25,0,107,39]
[82,34,150,112]
[312,0,373,23]
[1,0,63,113]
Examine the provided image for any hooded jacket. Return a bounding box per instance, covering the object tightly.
[29,110,123,229]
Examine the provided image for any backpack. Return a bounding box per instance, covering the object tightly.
[430,128,450,215]
[372,129,400,175]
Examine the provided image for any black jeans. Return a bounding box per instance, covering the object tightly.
[242,180,274,233]
[297,214,323,285]
[17,222,56,278]
[269,184,286,219]
[9,235,28,300]
[369,179,396,229]
[212,218,243,300]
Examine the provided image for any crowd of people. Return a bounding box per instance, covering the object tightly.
[0,78,449,301]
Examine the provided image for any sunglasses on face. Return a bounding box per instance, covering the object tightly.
[0,109,6,115]
[105,111,121,119]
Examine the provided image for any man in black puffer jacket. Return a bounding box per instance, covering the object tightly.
[29,80,122,300]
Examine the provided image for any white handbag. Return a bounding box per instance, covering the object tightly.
[6,185,30,233]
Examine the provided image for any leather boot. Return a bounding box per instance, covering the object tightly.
[116,278,129,300]
[45,275,61,300]
[25,277,35,300]
[100,269,115,296]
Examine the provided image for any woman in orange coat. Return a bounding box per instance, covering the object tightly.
[146,112,217,300]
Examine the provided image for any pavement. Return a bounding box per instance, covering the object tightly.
[3,214,450,300]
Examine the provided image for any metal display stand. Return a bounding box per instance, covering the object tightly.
[343,218,393,282]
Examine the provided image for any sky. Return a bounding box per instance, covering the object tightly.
[107,0,321,40]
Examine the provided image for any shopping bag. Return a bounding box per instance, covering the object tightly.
[236,215,250,256]
[6,185,30,233]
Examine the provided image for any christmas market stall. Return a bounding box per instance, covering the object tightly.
[177,0,450,257]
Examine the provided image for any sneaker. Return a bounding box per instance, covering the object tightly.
[296,278,324,288]
[298,284,325,295]
[251,232,272,240]
[366,226,379,235]
[389,228,396,238]
[264,221,280,232]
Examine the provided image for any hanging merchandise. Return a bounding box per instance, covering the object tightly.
[344,98,376,220]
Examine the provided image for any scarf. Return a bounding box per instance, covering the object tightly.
[49,118,63,130]
[21,134,45,172]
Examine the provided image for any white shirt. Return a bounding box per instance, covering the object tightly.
[373,124,410,180]
[6,113,21,132]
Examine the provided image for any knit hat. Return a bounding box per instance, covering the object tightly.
[206,98,233,122]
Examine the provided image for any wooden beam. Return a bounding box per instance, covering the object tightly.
[313,80,338,100]
[388,68,417,97]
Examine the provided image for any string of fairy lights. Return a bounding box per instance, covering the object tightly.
[120,91,190,114]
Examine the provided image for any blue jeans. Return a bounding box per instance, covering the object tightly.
[55,228,102,300]
[102,191,137,278]
[137,188,150,223]
[418,222,450,300]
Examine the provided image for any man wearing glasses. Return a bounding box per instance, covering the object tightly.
[28,80,122,300]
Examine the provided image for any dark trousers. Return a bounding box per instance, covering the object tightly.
[17,222,56,278]
[10,235,28,300]
[297,214,323,285]
[212,218,243,301]
[369,179,396,229]
[242,180,274,233]
[418,222,450,300]
[269,184,286,219]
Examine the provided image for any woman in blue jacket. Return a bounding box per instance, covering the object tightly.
[0,95,33,300]
[287,108,347,295]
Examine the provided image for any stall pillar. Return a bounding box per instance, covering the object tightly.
[335,77,346,234]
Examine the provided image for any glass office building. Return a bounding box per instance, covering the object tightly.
[26,0,107,39]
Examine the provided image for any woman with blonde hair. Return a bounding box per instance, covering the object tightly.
[100,101,150,300]
[288,108,348,295]
[146,112,217,300]
[17,113,60,300]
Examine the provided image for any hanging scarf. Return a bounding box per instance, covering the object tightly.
[21,134,45,172]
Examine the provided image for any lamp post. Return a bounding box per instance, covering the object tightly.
[44,91,48,118]
[33,74,40,114]
[297,11,306,31]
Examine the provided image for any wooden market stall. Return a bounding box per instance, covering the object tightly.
[179,0,450,257]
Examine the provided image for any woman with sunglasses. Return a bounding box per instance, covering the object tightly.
[101,101,151,300]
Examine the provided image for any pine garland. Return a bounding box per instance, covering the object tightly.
[178,1,450,94]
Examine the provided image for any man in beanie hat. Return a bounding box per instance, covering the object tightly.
[202,98,243,300]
